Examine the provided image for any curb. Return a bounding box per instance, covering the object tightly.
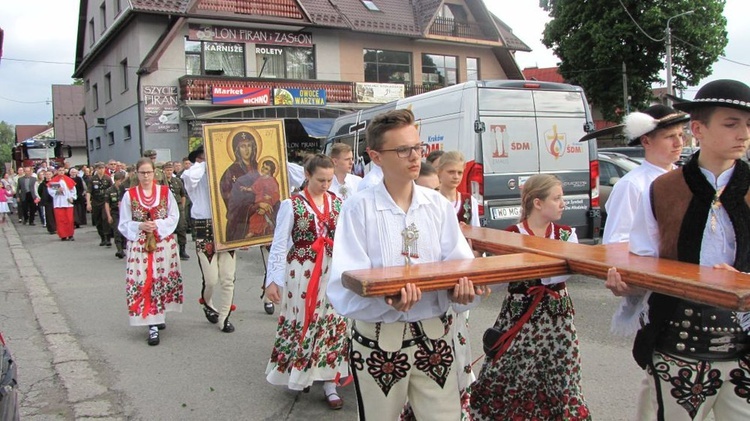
[4,222,123,420]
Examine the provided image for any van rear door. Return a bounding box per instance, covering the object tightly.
[478,84,594,238]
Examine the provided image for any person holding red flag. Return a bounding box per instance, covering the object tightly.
[118,157,183,346]
[264,154,350,410]
[48,167,77,240]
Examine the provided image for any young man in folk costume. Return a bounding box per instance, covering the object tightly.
[327,109,483,420]
[329,143,362,201]
[607,79,750,419]
[181,145,237,333]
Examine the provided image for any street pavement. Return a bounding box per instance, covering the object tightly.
[1,217,645,420]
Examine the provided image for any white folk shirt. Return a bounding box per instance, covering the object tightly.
[118,186,179,242]
[47,180,76,208]
[510,222,577,285]
[265,194,336,288]
[330,173,362,201]
[327,182,479,323]
[287,162,305,193]
[612,165,738,335]
[602,160,673,244]
[180,161,212,219]
[357,163,383,192]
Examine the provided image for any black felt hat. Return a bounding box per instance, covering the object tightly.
[188,144,204,163]
[673,79,750,113]
[623,104,690,146]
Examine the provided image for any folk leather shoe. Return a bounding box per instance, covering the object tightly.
[203,306,219,324]
[147,326,160,346]
[221,319,235,333]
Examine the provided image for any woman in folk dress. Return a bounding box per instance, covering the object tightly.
[119,158,183,346]
[470,174,591,420]
[264,154,350,410]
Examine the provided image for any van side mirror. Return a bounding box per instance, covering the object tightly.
[609,176,620,185]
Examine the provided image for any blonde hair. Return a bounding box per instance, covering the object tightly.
[520,174,562,221]
[437,151,465,170]
[330,143,353,159]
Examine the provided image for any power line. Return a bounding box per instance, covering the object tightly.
[673,35,750,68]
[617,0,664,42]
[0,95,50,104]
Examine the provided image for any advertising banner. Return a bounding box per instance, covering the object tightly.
[273,88,326,106]
[355,82,405,103]
[188,24,312,47]
[142,86,179,133]
[212,87,271,106]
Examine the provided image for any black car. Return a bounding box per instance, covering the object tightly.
[0,332,19,421]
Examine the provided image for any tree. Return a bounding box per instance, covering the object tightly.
[0,121,14,169]
[540,0,728,122]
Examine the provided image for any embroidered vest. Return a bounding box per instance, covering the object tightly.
[632,158,750,368]
[128,185,170,223]
[287,194,342,264]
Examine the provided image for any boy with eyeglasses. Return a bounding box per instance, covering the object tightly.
[327,108,483,420]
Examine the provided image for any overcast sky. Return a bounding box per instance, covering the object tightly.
[1,1,749,126]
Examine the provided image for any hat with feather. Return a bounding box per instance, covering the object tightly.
[623,104,690,146]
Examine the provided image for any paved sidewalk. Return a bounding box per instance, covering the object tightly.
[0,219,123,420]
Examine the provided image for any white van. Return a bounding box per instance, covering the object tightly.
[325,80,601,242]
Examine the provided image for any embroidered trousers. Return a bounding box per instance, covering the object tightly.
[350,319,460,421]
[636,350,750,420]
[196,250,236,327]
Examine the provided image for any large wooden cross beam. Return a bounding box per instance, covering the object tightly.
[341,226,750,311]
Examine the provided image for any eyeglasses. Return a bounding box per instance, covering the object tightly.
[378,144,425,159]
[138,171,154,176]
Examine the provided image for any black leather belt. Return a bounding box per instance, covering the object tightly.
[655,301,750,360]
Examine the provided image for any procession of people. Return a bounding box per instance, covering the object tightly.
[6,78,750,420]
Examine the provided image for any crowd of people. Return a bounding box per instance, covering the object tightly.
[4,77,750,420]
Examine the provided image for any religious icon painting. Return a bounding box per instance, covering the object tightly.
[202,120,289,251]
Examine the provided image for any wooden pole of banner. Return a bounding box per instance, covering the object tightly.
[341,227,750,311]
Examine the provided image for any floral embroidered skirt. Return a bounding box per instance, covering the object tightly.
[469,282,591,420]
[125,234,183,326]
[266,257,350,390]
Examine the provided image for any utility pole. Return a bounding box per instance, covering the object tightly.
[622,62,629,115]
[665,10,694,106]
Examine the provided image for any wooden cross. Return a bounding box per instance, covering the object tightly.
[341,226,750,311]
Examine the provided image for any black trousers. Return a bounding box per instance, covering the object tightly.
[21,193,36,223]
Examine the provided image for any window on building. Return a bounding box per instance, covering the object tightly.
[361,0,380,11]
[256,46,315,79]
[466,57,479,81]
[363,49,411,84]
[422,53,457,86]
[100,2,106,33]
[123,125,131,140]
[89,139,94,151]
[95,137,101,149]
[104,73,112,102]
[85,79,90,92]
[92,84,99,110]
[108,131,115,145]
[184,38,245,77]
[89,19,95,45]
[438,3,468,22]
[120,59,129,92]
[115,0,122,15]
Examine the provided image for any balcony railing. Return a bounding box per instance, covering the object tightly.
[178,76,448,104]
[428,17,495,41]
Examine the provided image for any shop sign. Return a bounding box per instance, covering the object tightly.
[273,88,326,106]
[189,24,313,47]
[355,82,405,103]
[143,85,179,133]
[212,87,271,106]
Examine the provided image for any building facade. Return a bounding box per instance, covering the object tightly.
[74,0,530,164]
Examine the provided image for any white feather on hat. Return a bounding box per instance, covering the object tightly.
[623,112,658,141]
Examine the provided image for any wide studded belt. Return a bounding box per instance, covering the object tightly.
[351,314,451,352]
[655,301,750,361]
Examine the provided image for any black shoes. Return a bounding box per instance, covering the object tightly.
[221,319,235,333]
[99,240,106,246]
[155,323,166,330]
[105,241,112,247]
[203,306,219,324]
[179,245,190,261]
[147,326,160,346]
[264,302,275,315]
[115,251,125,259]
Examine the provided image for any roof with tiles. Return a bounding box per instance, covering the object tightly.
[130,0,191,13]
[492,15,531,52]
[51,85,87,147]
[522,66,564,83]
[298,0,349,28]
[15,125,51,144]
[331,0,421,36]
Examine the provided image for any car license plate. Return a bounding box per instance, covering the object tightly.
[491,206,522,220]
